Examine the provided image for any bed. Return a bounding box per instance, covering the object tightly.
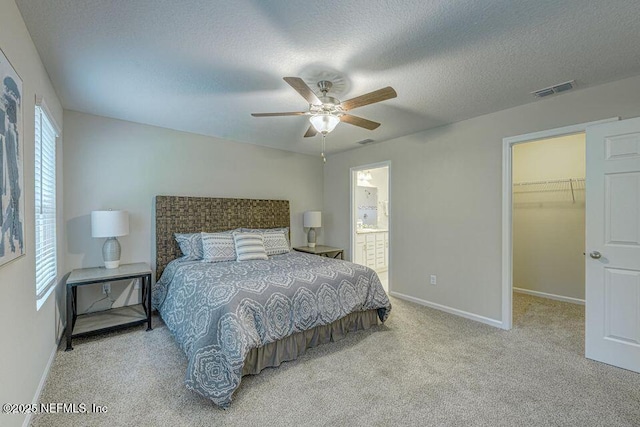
[152,196,391,407]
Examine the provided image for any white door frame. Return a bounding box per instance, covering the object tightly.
[501,118,619,330]
[350,161,391,290]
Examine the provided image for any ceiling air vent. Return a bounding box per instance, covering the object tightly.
[357,138,375,145]
[531,80,575,98]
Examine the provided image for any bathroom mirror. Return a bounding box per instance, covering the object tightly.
[356,186,378,227]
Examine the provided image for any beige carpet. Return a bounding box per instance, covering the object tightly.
[31,294,640,426]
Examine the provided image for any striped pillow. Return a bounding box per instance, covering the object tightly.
[233,232,268,261]
[201,232,236,262]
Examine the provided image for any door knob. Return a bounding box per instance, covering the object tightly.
[589,251,602,259]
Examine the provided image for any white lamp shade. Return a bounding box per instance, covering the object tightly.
[309,114,340,134]
[91,210,129,238]
[303,211,322,228]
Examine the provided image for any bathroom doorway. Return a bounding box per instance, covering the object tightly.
[350,162,390,292]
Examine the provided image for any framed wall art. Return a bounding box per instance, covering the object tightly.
[0,48,25,267]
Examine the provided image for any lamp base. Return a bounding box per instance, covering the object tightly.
[307,228,317,248]
[103,237,121,269]
[104,260,121,269]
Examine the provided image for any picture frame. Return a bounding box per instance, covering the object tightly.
[0,47,25,267]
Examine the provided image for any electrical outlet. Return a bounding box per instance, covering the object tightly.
[102,283,111,294]
[430,275,437,285]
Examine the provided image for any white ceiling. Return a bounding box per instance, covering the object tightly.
[16,0,640,155]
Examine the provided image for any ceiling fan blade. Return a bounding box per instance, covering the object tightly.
[251,112,308,117]
[340,114,381,130]
[283,77,321,105]
[303,125,318,138]
[341,87,397,111]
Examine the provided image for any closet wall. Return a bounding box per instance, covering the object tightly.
[512,134,585,301]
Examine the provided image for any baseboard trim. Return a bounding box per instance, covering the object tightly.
[389,291,504,329]
[22,330,64,427]
[513,287,585,305]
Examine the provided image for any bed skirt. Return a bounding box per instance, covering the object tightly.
[242,309,380,376]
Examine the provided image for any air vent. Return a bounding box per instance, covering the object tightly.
[357,138,375,145]
[533,88,555,98]
[531,80,575,98]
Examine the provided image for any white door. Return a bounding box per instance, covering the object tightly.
[585,117,640,373]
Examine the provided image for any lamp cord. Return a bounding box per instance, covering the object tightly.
[83,290,115,314]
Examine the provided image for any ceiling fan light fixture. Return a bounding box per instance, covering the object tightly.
[309,114,340,134]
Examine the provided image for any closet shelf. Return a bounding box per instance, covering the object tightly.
[513,178,584,203]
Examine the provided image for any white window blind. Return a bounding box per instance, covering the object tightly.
[35,105,57,302]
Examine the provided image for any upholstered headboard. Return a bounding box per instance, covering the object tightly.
[155,196,290,280]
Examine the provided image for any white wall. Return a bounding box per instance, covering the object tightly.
[0,1,64,426]
[63,111,324,311]
[324,74,640,324]
[513,134,585,300]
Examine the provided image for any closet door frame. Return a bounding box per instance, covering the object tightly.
[500,118,618,330]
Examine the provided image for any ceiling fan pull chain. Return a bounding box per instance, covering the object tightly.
[322,134,327,163]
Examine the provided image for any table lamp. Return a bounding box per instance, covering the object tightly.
[303,211,322,248]
[91,210,129,268]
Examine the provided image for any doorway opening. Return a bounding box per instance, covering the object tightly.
[502,118,618,330]
[350,162,390,292]
[511,133,586,332]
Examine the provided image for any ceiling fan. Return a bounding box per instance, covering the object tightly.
[251,77,397,138]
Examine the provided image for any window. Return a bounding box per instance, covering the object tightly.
[35,104,58,309]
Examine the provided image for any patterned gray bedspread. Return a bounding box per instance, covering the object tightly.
[153,251,391,407]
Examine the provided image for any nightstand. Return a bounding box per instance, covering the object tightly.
[65,262,152,351]
[293,245,344,260]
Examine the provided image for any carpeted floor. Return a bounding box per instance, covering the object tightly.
[31,294,640,426]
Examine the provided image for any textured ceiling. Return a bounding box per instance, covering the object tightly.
[16,0,640,155]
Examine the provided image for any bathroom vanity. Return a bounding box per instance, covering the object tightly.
[354,229,388,272]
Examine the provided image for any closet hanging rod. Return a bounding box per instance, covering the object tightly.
[512,178,585,187]
[512,178,585,203]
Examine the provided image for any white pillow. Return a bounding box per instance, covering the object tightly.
[262,231,290,256]
[201,232,236,262]
[233,232,268,261]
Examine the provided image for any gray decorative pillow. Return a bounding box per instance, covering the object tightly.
[201,232,236,262]
[233,232,268,261]
[175,233,203,260]
[241,227,290,248]
[262,231,290,256]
